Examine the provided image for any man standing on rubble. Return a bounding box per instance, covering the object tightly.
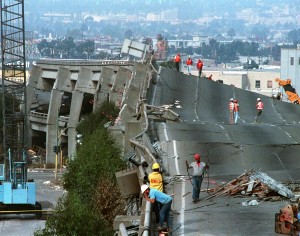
[186,153,209,203]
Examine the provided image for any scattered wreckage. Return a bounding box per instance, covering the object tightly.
[205,169,294,201]
[204,169,300,235]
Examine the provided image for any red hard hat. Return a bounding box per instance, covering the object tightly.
[194,153,201,161]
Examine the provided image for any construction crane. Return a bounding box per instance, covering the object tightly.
[275,78,300,104]
[0,0,41,215]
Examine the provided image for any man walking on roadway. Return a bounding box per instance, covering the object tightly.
[229,98,234,124]
[141,184,172,231]
[255,98,264,123]
[233,99,240,124]
[186,153,209,203]
[196,59,203,78]
[174,53,181,72]
[186,56,193,75]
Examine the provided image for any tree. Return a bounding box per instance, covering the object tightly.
[66,29,82,40]
[124,29,133,39]
[227,28,236,39]
[250,25,269,42]
[243,59,259,69]
[34,102,126,236]
[57,37,76,59]
[76,40,95,59]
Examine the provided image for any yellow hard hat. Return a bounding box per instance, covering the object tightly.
[152,162,160,169]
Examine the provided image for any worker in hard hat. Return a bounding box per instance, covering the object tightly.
[196,59,204,78]
[185,153,209,203]
[186,55,193,75]
[141,184,172,231]
[255,98,264,123]
[148,162,163,191]
[233,99,240,124]
[174,53,181,72]
[148,162,164,223]
[229,98,234,124]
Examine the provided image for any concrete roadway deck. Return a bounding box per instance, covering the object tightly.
[150,67,300,235]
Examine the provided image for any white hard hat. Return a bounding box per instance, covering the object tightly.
[257,98,261,101]
[141,184,149,194]
[230,98,234,101]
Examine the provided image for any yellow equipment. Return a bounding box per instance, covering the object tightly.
[275,78,300,104]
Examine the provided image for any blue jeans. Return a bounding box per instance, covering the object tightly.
[234,111,239,123]
[159,200,172,228]
[187,65,192,74]
[192,175,203,200]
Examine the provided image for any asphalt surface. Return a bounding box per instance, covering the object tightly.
[0,169,65,236]
[150,67,300,235]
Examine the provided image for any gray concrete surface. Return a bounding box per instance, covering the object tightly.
[149,67,300,235]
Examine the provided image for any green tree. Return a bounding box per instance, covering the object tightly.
[227,28,236,39]
[35,102,126,236]
[66,29,82,40]
[76,40,95,59]
[57,37,76,59]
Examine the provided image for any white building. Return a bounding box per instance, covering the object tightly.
[280,46,300,96]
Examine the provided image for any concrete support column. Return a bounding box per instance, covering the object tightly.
[68,90,84,160]
[46,67,70,164]
[68,67,93,159]
[96,67,115,106]
[26,66,43,148]
[110,67,132,108]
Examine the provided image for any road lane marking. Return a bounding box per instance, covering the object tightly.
[172,140,185,233]
[162,123,169,141]
[173,140,179,175]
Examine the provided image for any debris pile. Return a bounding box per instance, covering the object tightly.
[206,169,294,201]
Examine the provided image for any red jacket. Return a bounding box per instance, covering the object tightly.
[197,60,203,69]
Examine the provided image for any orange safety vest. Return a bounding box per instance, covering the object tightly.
[174,55,181,63]
[197,61,203,69]
[186,58,193,65]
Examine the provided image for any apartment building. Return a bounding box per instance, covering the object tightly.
[280,46,300,96]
